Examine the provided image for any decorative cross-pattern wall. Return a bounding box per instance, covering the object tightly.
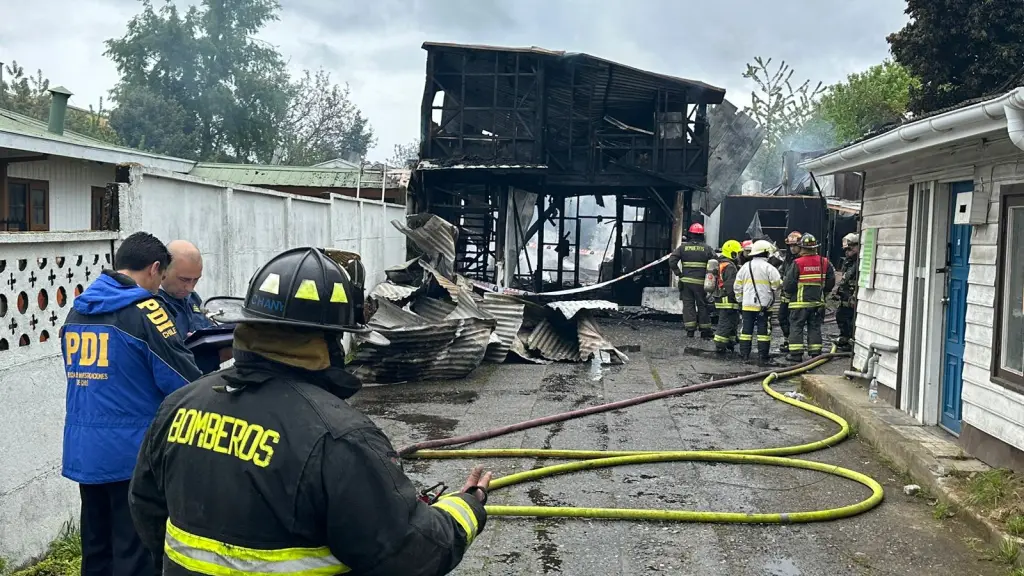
[0,235,116,357]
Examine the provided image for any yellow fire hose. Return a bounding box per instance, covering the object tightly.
[408,349,885,524]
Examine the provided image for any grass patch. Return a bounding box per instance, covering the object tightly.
[1008,515,1024,537]
[998,538,1021,565]
[933,501,954,520]
[9,521,81,576]
[964,469,1021,510]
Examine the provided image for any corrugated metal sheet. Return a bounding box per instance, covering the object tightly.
[189,162,403,190]
[367,299,427,329]
[392,214,458,273]
[576,311,629,363]
[412,296,456,322]
[369,282,419,302]
[526,317,579,362]
[546,300,618,320]
[480,293,526,363]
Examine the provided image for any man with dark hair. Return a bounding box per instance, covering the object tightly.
[61,231,202,576]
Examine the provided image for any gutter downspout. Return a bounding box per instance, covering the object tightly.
[844,342,901,398]
[1005,88,1024,151]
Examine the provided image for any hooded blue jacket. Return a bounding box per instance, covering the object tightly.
[61,271,203,484]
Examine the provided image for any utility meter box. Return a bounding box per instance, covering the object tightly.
[953,191,973,225]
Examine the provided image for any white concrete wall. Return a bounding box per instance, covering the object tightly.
[121,167,407,300]
[8,158,117,231]
[0,168,408,564]
[0,233,117,564]
[857,136,1024,453]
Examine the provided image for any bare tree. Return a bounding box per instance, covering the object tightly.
[279,68,376,166]
[387,139,420,168]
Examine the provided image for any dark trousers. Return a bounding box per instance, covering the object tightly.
[713,305,739,351]
[788,306,824,358]
[679,283,712,334]
[739,309,771,360]
[778,301,791,339]
[80,481,155,576]
[837,303,855,344]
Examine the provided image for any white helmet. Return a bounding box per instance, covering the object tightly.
[842,233,860,249]
[750,239,775,257]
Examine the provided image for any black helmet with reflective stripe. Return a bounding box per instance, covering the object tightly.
[217,247,371,333]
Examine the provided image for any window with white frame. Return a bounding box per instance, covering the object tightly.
[994,185,1024,389]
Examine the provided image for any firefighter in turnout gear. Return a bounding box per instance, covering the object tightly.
[778,231,803,352]
[129,247,492,576]
[713,240,742,353]
[835,232,860,351]
[783,233,836,362]
[668,222,715,338]
[733,240,782,364]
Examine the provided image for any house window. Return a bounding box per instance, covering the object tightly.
[994,184,1024,389]
[3,178,49,231]
[91,187,106,230]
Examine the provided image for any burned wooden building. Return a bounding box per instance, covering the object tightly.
[410,42,726,301]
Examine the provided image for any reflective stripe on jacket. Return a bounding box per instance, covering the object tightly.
[715,260,739,309]
[733,258,782,312]
[669,242,714,284]
[783,254,836,309]
[129,354,486,576]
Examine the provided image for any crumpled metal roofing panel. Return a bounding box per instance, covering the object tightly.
[392,215,458,273]
[480,293,526,363]
[369,282,419,302]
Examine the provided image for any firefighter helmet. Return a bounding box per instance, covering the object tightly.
[688,222,705,235]
[785,231,803,246]
[842,232,860,248]
[741,240,753,252]
[721,240,742,260]
[750,239,774,257]
[800,233,820,249]
[212,247,372,333]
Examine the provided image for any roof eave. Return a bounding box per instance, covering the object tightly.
[800,87,1024,175]
[0,130,196,173]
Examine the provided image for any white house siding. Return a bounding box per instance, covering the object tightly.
[8,158,117,231]
[851,180,909,390]
[854,137,1024,453]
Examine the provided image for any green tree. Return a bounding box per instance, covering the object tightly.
[279,69,376,165]
[105,0,291,162]
[888,0,1024,114]
[0,61,120,144]
[741,57,827,186]
[108,87,200,158]
[814,60,919,144]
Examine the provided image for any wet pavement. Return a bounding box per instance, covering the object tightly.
[350,317,1007,576]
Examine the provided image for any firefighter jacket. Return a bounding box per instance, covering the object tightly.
[669,242,714,285]
[777,253,798,303]
[129,352,487,576]
[733,257,782,312]
[61,271,202,485]
[714,259,740,310]
[837,257,860,305]
[783,254,836,309]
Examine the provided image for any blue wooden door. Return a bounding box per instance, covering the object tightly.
[941,181,973,434]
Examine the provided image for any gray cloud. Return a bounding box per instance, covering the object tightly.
[1,0,907,160]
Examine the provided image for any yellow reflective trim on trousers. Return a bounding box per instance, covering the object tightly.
[742,306,765,312]
[756,335,772,342]
[433,496,479,543]
[738,279,773,285]
[788,302,823,309]
[164,520,349,575]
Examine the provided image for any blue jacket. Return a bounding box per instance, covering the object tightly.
[158,289,213,337]
[62,271,202,484]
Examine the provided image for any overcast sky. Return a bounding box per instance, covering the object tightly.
[0,0,908,162]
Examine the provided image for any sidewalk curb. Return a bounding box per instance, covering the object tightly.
[799,374,1022,562]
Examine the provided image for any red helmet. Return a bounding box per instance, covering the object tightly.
[741,240,753,249]
[688,223,705,235]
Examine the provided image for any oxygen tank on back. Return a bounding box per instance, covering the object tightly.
[704,258,720,292]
